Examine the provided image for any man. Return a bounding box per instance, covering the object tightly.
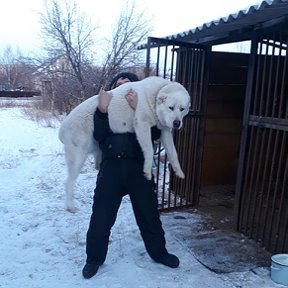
[82,72,179,279]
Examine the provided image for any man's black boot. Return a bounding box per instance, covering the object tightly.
[82,263,100,279]
[154,253,180,268]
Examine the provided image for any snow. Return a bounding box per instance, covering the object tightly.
[0,101,284,288]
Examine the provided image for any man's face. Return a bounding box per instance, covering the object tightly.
[115,77,131,87]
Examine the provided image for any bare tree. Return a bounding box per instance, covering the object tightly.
[0,46,35,91]
[37,0,152,114]
[39,0,97,101]
[97,1,152,89]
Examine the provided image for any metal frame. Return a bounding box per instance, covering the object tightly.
[144,37,211,211]
[235,32,288,253]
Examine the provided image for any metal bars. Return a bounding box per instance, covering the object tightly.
[236,32,288,253]
[145,37,210,212]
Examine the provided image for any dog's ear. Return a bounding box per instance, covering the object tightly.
[157,94,167,105]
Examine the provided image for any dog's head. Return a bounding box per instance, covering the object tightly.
[156,82,191,130]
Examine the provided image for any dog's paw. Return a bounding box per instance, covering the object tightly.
[143,162,153,180]
[144,171,152,180]
[66,205,77,213]
[176,169,185,179]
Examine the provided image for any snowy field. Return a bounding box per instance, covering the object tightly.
[0,100,284,288]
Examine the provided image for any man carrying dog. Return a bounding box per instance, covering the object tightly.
[82,72,179,279]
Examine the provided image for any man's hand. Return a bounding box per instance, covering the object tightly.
[98,87,112,113]
[125,89,138,110]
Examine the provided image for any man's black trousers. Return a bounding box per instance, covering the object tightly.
[85,157,168,264]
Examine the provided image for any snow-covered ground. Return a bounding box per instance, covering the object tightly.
[0,101,285,288]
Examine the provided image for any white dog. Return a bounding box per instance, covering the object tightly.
[59,76,191,212]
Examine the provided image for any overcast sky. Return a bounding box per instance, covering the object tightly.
[0,0,264,55]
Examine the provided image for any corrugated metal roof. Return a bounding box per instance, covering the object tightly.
[140,0,288,47]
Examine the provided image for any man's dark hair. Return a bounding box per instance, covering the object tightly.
[109,72,139,90]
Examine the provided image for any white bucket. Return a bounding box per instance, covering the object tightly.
[271,254,288,286]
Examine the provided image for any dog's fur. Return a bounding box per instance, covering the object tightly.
[59,76,191,212]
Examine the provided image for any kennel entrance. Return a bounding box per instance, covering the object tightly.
[143,37,210,211]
